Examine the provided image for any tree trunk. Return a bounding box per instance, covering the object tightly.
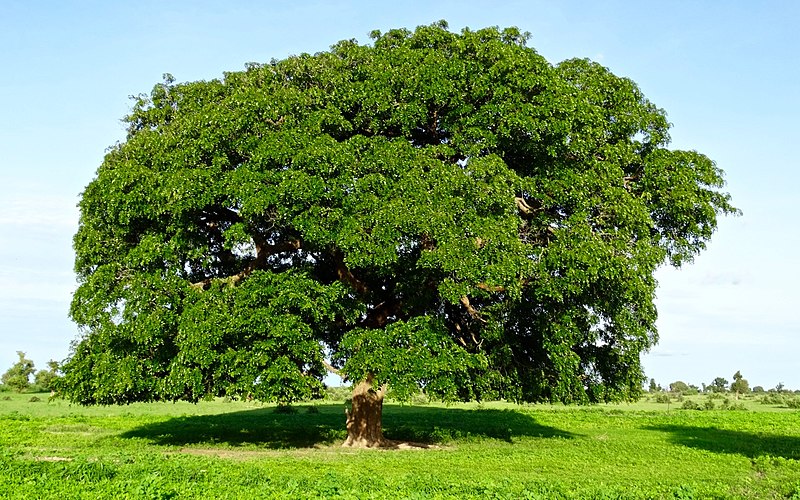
[342,376,389,448]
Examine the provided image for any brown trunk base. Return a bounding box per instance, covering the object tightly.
[342,377,389,448]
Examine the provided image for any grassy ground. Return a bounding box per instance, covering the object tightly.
[1,392,799,499]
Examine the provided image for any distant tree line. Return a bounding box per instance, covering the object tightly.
[648,371,796,397]
[0,352,61,393]
[2,354,795,402]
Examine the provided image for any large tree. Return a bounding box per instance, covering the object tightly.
[60,22,738,447]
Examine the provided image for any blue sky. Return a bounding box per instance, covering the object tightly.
[1,1,797,390]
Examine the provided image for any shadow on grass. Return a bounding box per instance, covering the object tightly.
[121,404,575,449]
[646,424,800,460]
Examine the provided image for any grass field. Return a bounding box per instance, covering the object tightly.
[1,392,799,499]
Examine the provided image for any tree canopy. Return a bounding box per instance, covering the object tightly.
[60,22,737,412]
[2,351,35,393]
[731,371,750,396]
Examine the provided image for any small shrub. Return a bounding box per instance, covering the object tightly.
[654,393,671,404]
[274,404,297,414]
[681,400,700,410]
[410,391,430,405]
[324,386,352,402]
[760,394,785,405]
[28,396,41,402]
[703,399,716,410]
[785,398,800,409]
[2,396,11,401]
[306,405,320,414]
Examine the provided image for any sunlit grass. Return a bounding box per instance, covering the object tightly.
[1,392,799,498]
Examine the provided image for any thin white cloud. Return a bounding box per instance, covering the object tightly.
[0,193,79,228]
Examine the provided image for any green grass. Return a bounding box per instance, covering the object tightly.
[1,393,799,499]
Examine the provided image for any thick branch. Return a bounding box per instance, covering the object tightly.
[331,249,369,295]
[252,235,302,267]
[360,299,403,329]
[515,196,542,215]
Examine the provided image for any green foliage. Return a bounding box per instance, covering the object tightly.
[760,393,787,405]
[273,404,298,414]
[323,385,352,402]
[669,381,692,395]
[726,401,747,411]
[32,360,61,392]
[730,370,749,396]
[61,22,738,409]
[654,393,671,403]
[760,393,800,409]
[709,377,729,393]
[1,352,35,393]
[681,399,700,410]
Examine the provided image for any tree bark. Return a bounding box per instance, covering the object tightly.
[342,375,389,448]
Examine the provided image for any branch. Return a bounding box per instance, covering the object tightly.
[460,295,487,323]
[514,196,541,215]
[476,282,506,293]
[322,360,341,376]
[252,236,302,268]
[331,248,369,295]
[265,116,286,127]
[377,383,389,400]
[420,233,436,251]
[190,236,301,291]
[623,174,641,190]
[360,299,403,329]
[470,331,484,349]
